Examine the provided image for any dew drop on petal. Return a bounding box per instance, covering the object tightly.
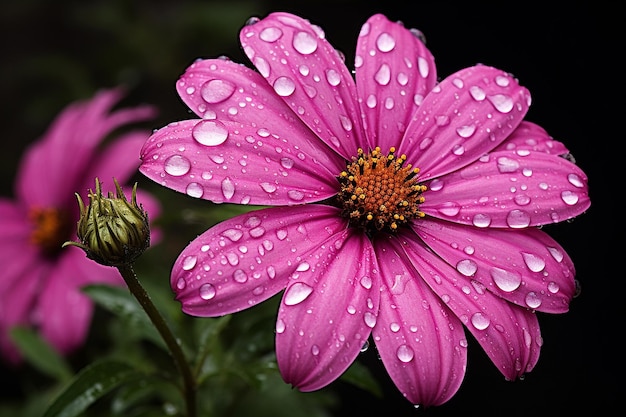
[260,26,283,42]
[186,182,204,198]
[470,312,490,330]
[200,79,236,104]
[525,292,542,309]
[456,259,477,277]
[192,119,229,146]
[561,190,579,205]
[221,177,235,200]
[490,267,522,292]
[164,155,191,176]
[487,94,514,113]
[506,210,531,228]
[522,252,546,272]
[273,76,296,97]
[182,255,197,271]
[376,32,395,52]
[276,318,286,333]
[284,282,314,305]
[293,31,318,54]
[199,283,216,300]
[396,345,414,363]
[363,311,377,328]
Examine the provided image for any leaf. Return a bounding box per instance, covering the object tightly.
[82,284,163,348]
[9,326,73,382]
[42,359,143,417]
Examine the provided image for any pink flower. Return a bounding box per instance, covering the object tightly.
[139,13,590,407]
[0,88,161,364]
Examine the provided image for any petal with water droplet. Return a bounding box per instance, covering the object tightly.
[395,230,541,380]
[412,219,576,313]
[372,235,467,407]
[277,231,380,392]
[355,14,437,152]
[171,205,347,316]
[400,65,531,180]
[494,121,570,156]
[240,12,368,158]
[421,149,590,227]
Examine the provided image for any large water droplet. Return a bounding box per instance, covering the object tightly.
[491,267,522,292]
[259,26,283,42]
[192,120,229,146]
[284,282,314,305]
[396,345,414,363]
[182,255,197,271]
[273,76,296,96]
[221,177,235,200]
[293,31,318,54]
[164,155,191,176]
[200,79,236,104]
[199,283,216,300]
[470,312,490,330]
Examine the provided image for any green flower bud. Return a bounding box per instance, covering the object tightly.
[64,178,150,267]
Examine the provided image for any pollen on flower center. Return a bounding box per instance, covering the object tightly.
[337,147,427,234]
[29,207,71,255]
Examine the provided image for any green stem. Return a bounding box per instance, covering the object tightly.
[117,263,196,417]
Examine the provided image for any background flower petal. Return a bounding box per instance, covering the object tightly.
[276,230,379,391]
[240,12,368,158]
[400,65,531,180]
[413,219,577,313]
[372,235,467,407]
[355,14,437,152]
[421,149,590,228]
[396,229,541,381]
[140,118,341,205]
[171,205,348,316]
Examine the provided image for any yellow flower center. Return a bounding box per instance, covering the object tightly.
[29,207,71,256]
[337,147,426,235]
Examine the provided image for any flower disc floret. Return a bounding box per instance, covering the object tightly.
[338,147,426,234]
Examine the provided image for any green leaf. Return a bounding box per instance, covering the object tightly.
[9,326,73,382]
[42,359,143,417]
[82,284,163,348]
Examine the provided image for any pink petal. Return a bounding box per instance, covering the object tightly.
[276,230,379,391]
[412,219,576,313]
[16,88,155,208]
[355,14,437,152]
[372,235,467,407]
[421,148,590,227]
[494,121,570,155]
[240,12,368,158]
[140,118,341,205]
[400,65,531,180]
[171,205,348,316]
[396,229,542,380]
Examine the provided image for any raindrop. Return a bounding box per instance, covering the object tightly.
[456,259,477,277]
[164,155,191,176]
[396,345,415,363]
[273,76,296,96]
[561,190,579,205]
[506,209,531,228]
[311,344,320,355]
[192,120,229,146]
[276,318,286,333]
[293,31,318,54]
[360,340,370,352]
[284,282,314,305]
[472,213,492,228]
[491,267,522,292]
[525,292,542,309]
[376,32,395,52]
[470,312,490,330]
[259,26,283,42]
[374,63,391,85]
[221,177,235,200]
[288,190,305,201]
[199,283,216,300]
[186,182,204,198]
[233,269,248,283]
[522,252,546,272]
[200,79,236,104]
[182,255,198,271]
[363,312,377,328]
[487,94,514,113]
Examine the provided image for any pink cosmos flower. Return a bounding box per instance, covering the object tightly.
[139,13,590,407]
[0,88,161,364]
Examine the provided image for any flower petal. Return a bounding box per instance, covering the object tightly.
[421,148,590,227]
[277,230,379,391]
[38,249,122,355]
[140,118,341,205]
[355,14,437,152]
[240,12,368,158]
[494,121,570,155]
[396,228,542,380]
[172,205,348,316]
[413,219,576,313]
[372,235,467,407]
[400,65,531,180]
[16,88,155,208]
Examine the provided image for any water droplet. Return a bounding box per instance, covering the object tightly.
[199,283,216,300]
[186,182,204,198]
[497,156,520,173]
[567,173,584,188]
[288,189,305,201]
[293,31,318,54]
[221,177,235,200]
[376,32,395,52]
[506,209,531,228]
[259,26,283,42]
[176,278,186,290]
[276,318,286,333]
[233,269,248,283]
[260,182,277,193]
[311,344,320,355]
[522,252,546,272]
[472,213,491,228]
[325,68,341,86]
[561,190,579,205]
[284,282,314,305]
[192,119,229,146]
[182,255,197,271]
[470,312,490,330]
[456,259,477,277]
[491,267,522,292]
[525,292,542,309]
[164,155,191,176]
[374,63,391,85]
[200,79,236,104]
[487,94,514,113]
[273,76,296,96]
[363,311,377,328]
[456,125,476,138]
[396,345,414,363]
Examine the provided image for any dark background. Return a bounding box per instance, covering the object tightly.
[0,1,620,416]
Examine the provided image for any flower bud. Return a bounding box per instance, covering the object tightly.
[64,178,150,267]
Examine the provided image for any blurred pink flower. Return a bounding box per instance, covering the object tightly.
[139,13,590,406]
[0,88,161,364]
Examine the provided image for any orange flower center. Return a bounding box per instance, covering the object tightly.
[29,207,72,256]
[337,147,426,235]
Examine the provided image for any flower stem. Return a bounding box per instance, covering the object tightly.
[117,263,196,417]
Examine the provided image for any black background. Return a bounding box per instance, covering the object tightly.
[0,1,620,416]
